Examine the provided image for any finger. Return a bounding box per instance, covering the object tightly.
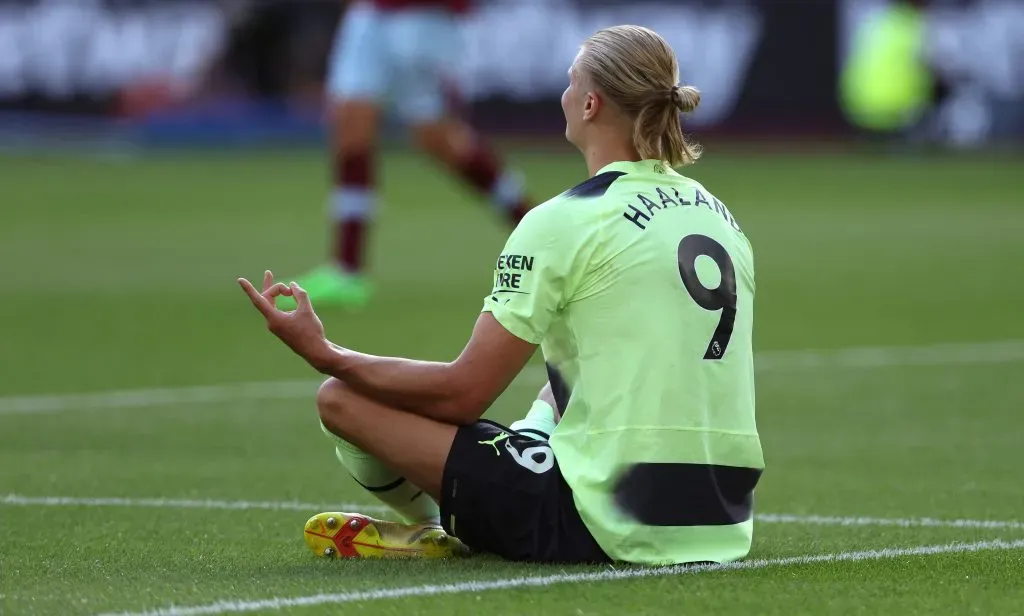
[291,282,312,312]
[238,278,274,317]
[262,282,292,299]
[262,270,274,293]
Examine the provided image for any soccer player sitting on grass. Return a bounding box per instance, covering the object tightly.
[239,25,764,565]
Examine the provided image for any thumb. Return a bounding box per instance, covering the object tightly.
[291,282,312,312]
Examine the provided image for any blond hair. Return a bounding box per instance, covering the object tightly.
[576,25,702,167]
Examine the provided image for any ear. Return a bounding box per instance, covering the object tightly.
[583,91,600,122]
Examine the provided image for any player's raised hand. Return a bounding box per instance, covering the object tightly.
[238,270,332,372]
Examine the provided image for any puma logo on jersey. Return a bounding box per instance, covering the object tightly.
[478,432,510,456]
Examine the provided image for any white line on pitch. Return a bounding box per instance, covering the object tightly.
[4,494,1021,532]
[0,380,321,416]
[752,339,1024,371]
[97,538,1024,616]
[3,339,1024,416]
[756,513,1024,531]
[0,494,388,514]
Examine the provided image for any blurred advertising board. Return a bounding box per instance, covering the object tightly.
[0,0,1019,146]
[838,0,1024,146]
[0,0,232,114]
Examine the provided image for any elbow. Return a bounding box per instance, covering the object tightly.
[433,361,500,426]
[437,378,492,426]
[437,393,489,426]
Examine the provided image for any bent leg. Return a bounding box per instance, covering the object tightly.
[384,6,532,227]
[411,118,532,226]
[317,377,455,502]
[321,420,440,525]
[307,380,464,559]
[314,378,606,563]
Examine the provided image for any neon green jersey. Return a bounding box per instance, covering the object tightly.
[483,159,763,565]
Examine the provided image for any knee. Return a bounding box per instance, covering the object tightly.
[333,123,374,154]
[329,110,376,186]
[412,120,472,165]
[316,377,354,429]
[330,101,379,153]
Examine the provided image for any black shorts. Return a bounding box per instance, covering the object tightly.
[440,420,610,564]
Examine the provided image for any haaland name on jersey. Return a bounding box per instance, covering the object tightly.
[623,185,742,233]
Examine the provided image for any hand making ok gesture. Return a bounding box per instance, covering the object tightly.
[238,270,333,372]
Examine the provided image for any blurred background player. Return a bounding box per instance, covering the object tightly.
[278,0,534,310]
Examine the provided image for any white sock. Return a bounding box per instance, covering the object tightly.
[322,423,441,526]
[331,187,375,221]
[510,399,557,441]
[491,170,525,212]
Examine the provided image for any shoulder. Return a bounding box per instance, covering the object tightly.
[511,169,630,246]
[525,170,629,223]
[562,170,628,199]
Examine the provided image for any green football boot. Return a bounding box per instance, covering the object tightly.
[275,264,372,311]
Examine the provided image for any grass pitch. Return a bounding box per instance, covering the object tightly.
[1,144,1023,615]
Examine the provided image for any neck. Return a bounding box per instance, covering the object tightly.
[584,143,641,177]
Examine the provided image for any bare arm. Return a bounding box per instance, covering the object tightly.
[239,273,537,425]
[313,313,537,425]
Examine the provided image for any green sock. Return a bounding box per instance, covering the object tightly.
[510,400,557,441]
[321,422,441,526]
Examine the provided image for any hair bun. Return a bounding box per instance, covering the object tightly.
[670,85,701,113]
